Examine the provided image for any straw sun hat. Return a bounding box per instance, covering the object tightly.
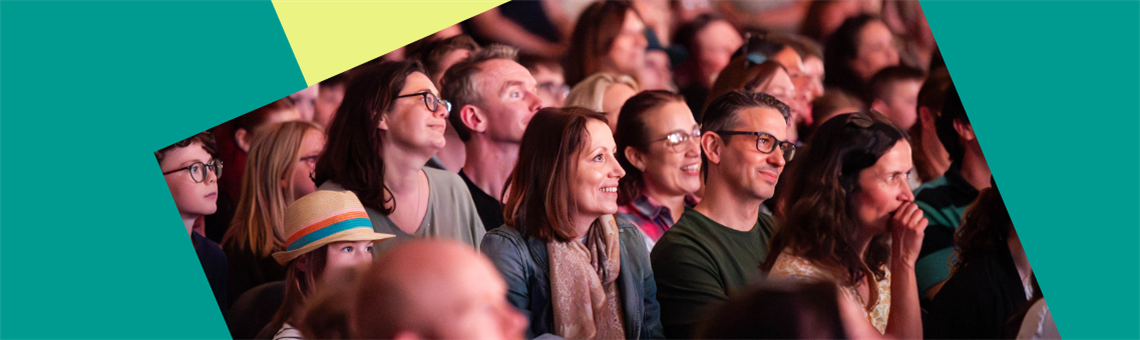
[273,190,394,265]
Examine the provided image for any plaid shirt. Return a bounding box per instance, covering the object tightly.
[616,195,698,249]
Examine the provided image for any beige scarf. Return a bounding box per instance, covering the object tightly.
[548,215,626,339]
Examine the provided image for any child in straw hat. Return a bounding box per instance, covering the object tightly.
[258,190,394,340]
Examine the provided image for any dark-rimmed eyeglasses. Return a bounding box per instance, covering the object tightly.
[714,131,796,162]
[397,92,452,113]
[648,129,701,153]
[162,160,223,183]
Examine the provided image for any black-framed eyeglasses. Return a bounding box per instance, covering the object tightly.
[162,159,223,183]
[397,91,452,113]
[715,131,796,162]
[648,129,702,153]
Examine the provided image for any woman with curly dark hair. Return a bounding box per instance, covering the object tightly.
[763,111,924,338]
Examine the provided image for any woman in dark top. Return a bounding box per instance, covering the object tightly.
[926,184,1036,339]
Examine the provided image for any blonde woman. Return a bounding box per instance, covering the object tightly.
[222,120,326,305]
[565,72,641,133]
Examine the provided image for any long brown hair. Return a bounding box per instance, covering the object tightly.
[614,90,687,205]
[952,184,1011,275]
[503,107,608,242]
[703,59,787,121]
[223,121,323,258]
[761,111,906,311]
[264,247,328,336]
[313,61,425,214]
[565,1,638,86]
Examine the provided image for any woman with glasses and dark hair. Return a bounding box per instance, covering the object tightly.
[613,90,701,251]
[763,111,925,339]
[313,61,485,252]
[221,121,324,308]
[481,107,664,339]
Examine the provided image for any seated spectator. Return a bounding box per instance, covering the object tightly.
[866,65,926,132]
[221,121,325,306]
[764,111,925,338]
[695,280,883,339]
[926,185,1037,339]
[824,14,901,100]
[614,90,701,250]
[257,190,394,340]
[768,32,827,136]
[651,91,789,339]
[414,34,484,172]
[565,72,641,133]
[157,131,227,315]
[441,45,542,231]
[289,85,319,123]
[811,89,865,131]
[518,53,569,108]
[313,61,486,252]
[350,240,528,339]
[910,66,953,184]
[482,107,663,339]
[673,14,744,115]
[314,73,351,130]
[564,1,648,87]
[914,84,992,301]
[799,0,880,42]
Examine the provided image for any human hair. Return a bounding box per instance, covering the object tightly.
[824,14,881,99]
[415,34,482,85]
[703,58,787,121]
[440,44,520,142]
[799,0,841,42]
[701,90,790,182]
[503,107,609,242]
[695,281,848,339]
[265,247,329,337]
[865,65,925,104]
[565,72,642,113]
[767,32,824,61]
[761,111,906,311]
[935,84,970,164]
[565,0,638,86]
[671,13,727,86]
[221,121,323,259]
[517,53,563,75]
[235,98,296,133]
[952,184,1012,275]
[313,61,425,214]
[154,131,217,162]
[297,264,364,340]
[614,90,687,205]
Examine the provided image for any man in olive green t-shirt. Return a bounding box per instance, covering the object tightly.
[650,91,791,339]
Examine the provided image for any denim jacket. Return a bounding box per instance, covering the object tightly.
[481,221,665,339]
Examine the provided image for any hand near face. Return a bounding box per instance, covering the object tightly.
[889,201,926,266]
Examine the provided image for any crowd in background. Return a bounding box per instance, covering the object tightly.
[155,0,1059,339]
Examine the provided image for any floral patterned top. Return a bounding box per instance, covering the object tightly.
[768,250,891,334]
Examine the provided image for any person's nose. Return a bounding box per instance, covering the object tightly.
[899,185,915,202]
[527,90,543,113]
[769,148,787,168]
[610,155,626,179]
[684,138,701,158]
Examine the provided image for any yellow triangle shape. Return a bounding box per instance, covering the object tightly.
[273,0,507,85]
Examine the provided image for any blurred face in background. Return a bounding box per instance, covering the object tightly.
[532,64,568,108]
[604,10,649,78]
[695,19,744,86]
[851,20,900,82]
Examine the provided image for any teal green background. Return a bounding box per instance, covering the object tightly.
[0,1,1137,339]
[0,1,305,338]
[924,1,1140,338]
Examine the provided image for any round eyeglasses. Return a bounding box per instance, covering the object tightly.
[649,129,702,152]
[714,131,796,162]
[397,91,452,114]
[162,159,223,183]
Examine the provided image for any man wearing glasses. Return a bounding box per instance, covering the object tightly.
[651,90,794,339]
[440,45,543,231]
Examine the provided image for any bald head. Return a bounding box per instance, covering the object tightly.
[352,240,526,340]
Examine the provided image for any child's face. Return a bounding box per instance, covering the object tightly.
[160,141,218,219]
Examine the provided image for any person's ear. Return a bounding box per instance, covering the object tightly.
[952,119,975,141]
[870,98,889,117]
[702,132,722,165]
[917,107,933,126]
[624,146,647,172]
[377,113,390,131]
[459,105,487,133]
[235,128,252,153]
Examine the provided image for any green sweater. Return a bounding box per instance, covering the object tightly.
[650,207,776,339]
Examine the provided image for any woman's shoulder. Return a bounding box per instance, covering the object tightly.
[423,167,466,188]
[767,250,833,283]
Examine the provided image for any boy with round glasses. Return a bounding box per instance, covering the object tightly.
[156,131,228,316]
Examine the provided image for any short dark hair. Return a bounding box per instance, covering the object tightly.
[440,45,520,142]
[695,280,848,339]
[766,32,823,61]
[415,34,482,86]
[701,91,790,182]
[866,65,926,104]
[155,131,216,162]
[936,84,970,164]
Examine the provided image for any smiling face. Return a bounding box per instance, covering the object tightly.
[572,120,626,226]
[604,10,648,77]
[160,141,219,221]
[381,72,448,153]
[636,101,702,197]
[850,140,915,235]
[289,128,325,200]
[715,107,788,201]
[476,59,542,144]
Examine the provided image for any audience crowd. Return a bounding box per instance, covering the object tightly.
[156,1,1057,338]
